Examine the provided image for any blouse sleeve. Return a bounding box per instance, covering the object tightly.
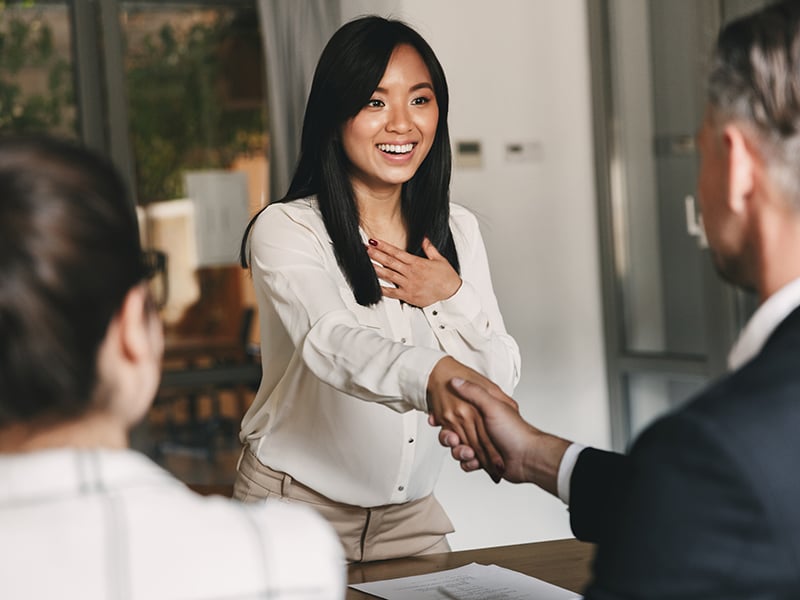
[420,205,521,394]
[249,203,445,413]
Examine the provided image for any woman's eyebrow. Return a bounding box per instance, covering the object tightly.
[373,82,435,94]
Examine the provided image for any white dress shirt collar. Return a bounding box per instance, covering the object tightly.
[727,276,800,371]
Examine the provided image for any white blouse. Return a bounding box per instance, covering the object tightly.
[241,197,520,507]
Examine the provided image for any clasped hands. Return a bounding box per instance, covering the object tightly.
[426,356,519,483]
[435,375,571,496]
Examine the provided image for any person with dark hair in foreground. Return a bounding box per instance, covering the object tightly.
[0,135,344,599]
[440,2,800,597]
[236,15,520,562]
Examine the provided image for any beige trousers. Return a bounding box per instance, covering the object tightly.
[233,447,453,562]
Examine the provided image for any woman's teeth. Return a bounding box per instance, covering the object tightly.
[377,143,414,154]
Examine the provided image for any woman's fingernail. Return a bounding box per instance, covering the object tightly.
[451,377,465,387]
[368,238,378,246]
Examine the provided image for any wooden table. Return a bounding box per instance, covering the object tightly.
[347,538,595,598]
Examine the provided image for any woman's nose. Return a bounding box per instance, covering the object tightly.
[386,105,412,133]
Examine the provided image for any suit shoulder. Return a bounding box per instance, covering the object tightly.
[679,351,800,434]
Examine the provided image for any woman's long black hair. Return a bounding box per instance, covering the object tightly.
[241,15,458,306]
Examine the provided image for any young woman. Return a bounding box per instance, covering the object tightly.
[0,135,344,599]
[237,16,521,562]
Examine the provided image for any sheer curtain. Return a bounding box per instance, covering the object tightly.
[256,1,341,204]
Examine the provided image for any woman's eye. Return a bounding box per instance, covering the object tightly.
[411,96,431,106]
[367,99,384,108]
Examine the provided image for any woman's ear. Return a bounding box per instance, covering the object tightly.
[106,283,163,426]
[723,123,756,215]
[117,285,151,362]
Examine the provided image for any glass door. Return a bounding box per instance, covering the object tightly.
[588,0,769,450]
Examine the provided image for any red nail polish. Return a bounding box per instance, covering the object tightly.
[368,238,378,246]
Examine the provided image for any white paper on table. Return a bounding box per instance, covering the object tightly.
[348,562,583,600]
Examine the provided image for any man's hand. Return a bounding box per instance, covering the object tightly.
[426,357,518,483]
[366,237,461,308]
[438,377,571,496]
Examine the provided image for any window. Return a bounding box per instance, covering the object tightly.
[119,2,268,466]
[120,3,267,342]
[0,1,77,136]
[1,0,269,472]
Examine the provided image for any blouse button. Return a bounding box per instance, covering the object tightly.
[439,325,445,330]
[408,438,415,444]
[400,337,407,343]
[398,485,405,491]
[432,310,438,316]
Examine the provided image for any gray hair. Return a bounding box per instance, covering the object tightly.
[707,1,800,203]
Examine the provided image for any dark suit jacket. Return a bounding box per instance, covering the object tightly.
[570,306,800,599]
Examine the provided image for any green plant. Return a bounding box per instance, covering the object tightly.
[0,8,75,134]
[126,12,266,204]
[0,6,266,204]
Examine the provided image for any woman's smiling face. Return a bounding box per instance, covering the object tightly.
[341,43,439,196]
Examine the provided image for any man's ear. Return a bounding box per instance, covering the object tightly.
[116,284,151,362]
[723,123,756,214]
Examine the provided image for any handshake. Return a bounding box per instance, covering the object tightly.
[426,357,571,496]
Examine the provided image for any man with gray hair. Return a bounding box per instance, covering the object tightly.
[440,1,800,597]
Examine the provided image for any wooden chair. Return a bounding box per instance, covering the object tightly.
[152,266,261,462]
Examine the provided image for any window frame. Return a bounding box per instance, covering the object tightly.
[70,0,259,208]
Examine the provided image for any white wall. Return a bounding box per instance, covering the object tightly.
[341,0,610,550]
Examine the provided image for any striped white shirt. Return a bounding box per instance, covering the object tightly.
[0,448,345,599]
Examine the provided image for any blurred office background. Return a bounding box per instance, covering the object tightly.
[0,0,771,549]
